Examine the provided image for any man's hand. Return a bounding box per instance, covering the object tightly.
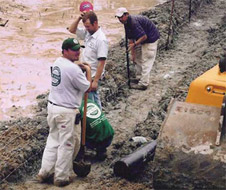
[91,80,98,91]
[78,63,91,71]
[128,42,136,62]
[79,12,85,20]
[82,62,91,68]
[128,42,136,52]
[68,12,86,34]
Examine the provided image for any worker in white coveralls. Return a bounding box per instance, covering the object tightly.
[37,38,91,187]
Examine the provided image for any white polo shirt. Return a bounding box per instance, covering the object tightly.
[76,27,108,78]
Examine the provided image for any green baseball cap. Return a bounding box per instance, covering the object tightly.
[62,38,84,51]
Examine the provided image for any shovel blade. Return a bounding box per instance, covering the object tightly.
[73,160,91,177]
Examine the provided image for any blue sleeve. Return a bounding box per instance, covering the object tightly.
[132,17,146,39]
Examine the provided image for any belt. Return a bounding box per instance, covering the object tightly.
[48,100,77,109]
[48,100,59,106]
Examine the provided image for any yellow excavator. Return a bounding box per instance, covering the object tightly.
[186,55,226,145]
[153,54,226,189]
[159,54,226,147]
[186,64,226,108]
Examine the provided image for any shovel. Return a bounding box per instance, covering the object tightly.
[125,28,131,88]
[73,92,91,177]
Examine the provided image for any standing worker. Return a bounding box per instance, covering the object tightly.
[115,7,160,90]
[37,38,91,187]
[68,9,108,110]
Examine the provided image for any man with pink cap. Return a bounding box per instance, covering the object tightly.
[69,2,108,110]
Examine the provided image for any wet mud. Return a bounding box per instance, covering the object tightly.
[0,0,226,189]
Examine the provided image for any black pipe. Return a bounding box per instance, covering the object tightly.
[113,140,157,178]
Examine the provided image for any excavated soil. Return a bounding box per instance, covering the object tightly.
[0,0,226,189]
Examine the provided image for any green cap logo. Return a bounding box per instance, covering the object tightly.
[62,38,84,51]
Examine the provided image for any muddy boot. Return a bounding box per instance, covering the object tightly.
[36,173,54,184]
[130,78,139,84]
[96,150,107,161]
[130,83,148,90]
[54,180,70,187]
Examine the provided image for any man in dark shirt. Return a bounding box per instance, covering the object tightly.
[115,7,160,90]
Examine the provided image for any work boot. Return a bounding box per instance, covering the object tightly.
[130,83,148,90]
[36,174,46,183]
[96,151,107,161]
[130,78,139,84]
[54,180,70,187]
[69,170,76,182]
[36,173,54,183]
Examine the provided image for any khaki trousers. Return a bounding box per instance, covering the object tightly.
[134,40,158,86]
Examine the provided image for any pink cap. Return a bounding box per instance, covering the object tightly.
[80,1,93,12]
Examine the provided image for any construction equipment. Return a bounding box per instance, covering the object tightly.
[153,56,226,189]
[186,65,226,108]
[163,57,226,145]
[184,61,226,145]
[215,95,226,145]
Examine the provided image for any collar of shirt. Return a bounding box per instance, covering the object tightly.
[91,27,102,39]
[86,27,102,39]
[125,15,132,27]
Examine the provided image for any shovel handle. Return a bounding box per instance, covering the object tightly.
[124,26,131,88]
[82,92,88,146]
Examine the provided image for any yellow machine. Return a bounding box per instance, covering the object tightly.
[159,57,226,148]
[154,58,226,190]
[186,65,226,108]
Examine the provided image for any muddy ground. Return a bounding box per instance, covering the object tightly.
[0,0,226,189]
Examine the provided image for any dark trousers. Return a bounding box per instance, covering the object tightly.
[86,136,113,153]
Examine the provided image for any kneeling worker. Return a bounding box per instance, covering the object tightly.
[79,99,114,161]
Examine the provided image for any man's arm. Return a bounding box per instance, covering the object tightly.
[129,39,135,62]
[128,34,147,51]
[84,65,92,92]
[68,13,84,34]
[91,59,106,91]
[78,63,92,92]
